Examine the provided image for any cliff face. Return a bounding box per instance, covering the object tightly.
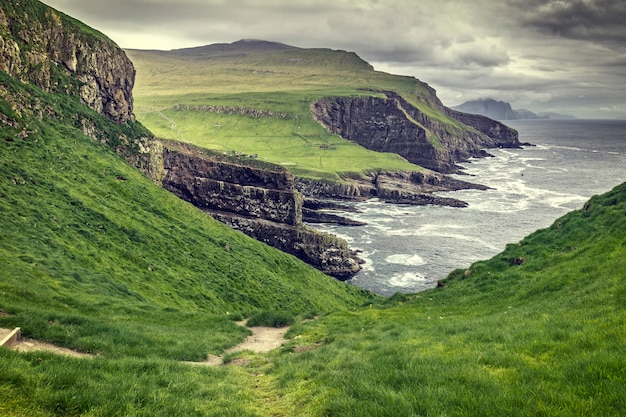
[0,0,134,124]
[162,144,302,225]
[312,91,520,174]
[295,169,487,208]
[158,142,362,279]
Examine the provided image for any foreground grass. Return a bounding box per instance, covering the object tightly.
[270,182,626,416]
[2,178,624,415]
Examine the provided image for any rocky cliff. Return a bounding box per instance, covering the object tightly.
[295,169,487,208]
[158,141,362,278]
[0,0,134,124]
[312,91,521,174]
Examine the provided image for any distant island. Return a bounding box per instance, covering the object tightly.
[452,98,576,121]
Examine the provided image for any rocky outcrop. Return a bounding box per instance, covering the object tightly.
[209,212,362,279]
[0,0,135,124]
[311,91,521,173]
[162,144,301,225]
[295,169,487,209]
[158,141,362,279]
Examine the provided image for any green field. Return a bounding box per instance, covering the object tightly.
[126,45,458,180]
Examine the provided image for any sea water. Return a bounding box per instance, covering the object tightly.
[311,119,626,296]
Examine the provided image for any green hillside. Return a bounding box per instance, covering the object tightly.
[3,104,625,414]
[126,42,462,180]
[0,67,373,361]
[267,182,626,416]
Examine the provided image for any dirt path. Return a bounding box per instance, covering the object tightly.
[187,321,289,366]
[0,328,93,358]
[1,322,289,365]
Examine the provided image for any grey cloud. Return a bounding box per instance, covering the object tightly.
[41,0,626,118]
[512,0,626,49]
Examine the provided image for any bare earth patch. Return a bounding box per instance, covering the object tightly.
[186,321,289,366]
[1,321,290,365]
[0,327,93,358]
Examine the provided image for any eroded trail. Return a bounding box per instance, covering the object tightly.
[1,322,289,366]
[189,321,289,366]
[0,327,93,358]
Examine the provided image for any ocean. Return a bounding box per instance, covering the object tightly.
[312,119,626,296]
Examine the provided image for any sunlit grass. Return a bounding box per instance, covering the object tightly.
[125,47,450,179]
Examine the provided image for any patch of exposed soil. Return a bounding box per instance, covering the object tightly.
[0,328,93,358]
[1,320,290,365]
[186,321,289,366]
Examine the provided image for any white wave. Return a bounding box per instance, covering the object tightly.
[385,254,426,266]
[542,193,587,210]
[544,144,586,152]
[355,249,376,272]
[389,272,431,287]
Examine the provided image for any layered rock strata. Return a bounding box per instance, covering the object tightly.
[159,142,362,279]
[311,91,521,174]
[295,170,488,209]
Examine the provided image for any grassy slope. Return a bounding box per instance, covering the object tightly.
[2,67,624,417]
[126,46,461,180]
[0,6,623,413]
[0,70,373,363]
[3,152,624,416]
[269,182,626,416]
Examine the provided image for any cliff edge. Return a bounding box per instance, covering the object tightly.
[312,91,521,174]
[0,0,134,124]
[158,141,362,278]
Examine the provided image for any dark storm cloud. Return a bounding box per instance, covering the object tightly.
[40,0,626,118]
[511,0,626,49]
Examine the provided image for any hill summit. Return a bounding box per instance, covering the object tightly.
[171,39,299,56]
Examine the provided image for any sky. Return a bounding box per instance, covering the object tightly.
[41,0,626,119]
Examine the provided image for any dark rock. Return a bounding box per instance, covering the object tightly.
[208,211,362,279]
[311,91,521,174]
[295,169,488,208]
[302,208,367,226]
[157,141,362,278]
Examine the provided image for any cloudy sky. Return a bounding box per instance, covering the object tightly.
[42,0,626,119]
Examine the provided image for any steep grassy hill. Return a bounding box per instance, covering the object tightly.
[127,41,495,180]
[267,182,626,416]
[0,0,373,361]
[3,131,624,415]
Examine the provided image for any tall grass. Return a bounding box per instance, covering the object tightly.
[268,182,626,416]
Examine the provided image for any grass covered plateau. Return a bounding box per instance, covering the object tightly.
[126,44,458,180]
